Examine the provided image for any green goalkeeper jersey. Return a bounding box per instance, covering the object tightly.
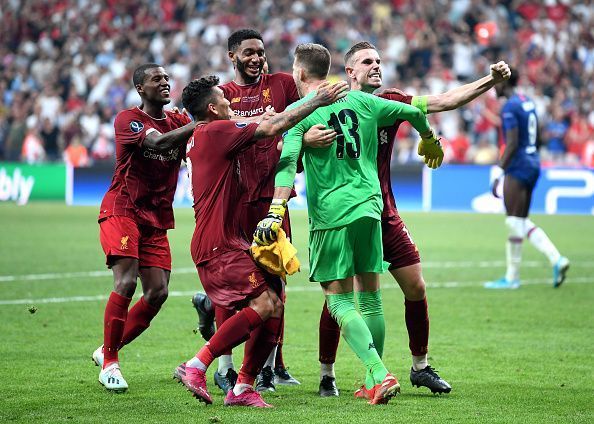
[275,89,431,231]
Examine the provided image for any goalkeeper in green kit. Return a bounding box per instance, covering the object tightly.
[253,43,443,405]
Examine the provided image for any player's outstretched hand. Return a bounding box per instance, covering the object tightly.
[303,124,337,148]
[417,130,444,169]
[253,199,287,246]
[314,81,349,106]
[490,61,511,83]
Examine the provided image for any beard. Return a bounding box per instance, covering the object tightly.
[236,59,262,83]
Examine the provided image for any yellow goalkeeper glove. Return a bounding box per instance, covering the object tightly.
[417,130,444,169]
[253,199,287,246]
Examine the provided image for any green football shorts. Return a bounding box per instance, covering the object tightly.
[309,216,384,283]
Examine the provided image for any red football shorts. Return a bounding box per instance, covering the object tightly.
[382,214,421,270]
[99,215,172,270]
[197,249,283,310]
[240,199,292,242]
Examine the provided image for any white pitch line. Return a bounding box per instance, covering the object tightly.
[0,277,592,306]
[2,261,594,283]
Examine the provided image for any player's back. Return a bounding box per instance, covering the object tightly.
[283,90,403,230]
[501,94,540,170]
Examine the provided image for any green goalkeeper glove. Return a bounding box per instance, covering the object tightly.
[253,199,287,246]
[417,130,444,169]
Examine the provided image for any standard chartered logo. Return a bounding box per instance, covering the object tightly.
[0,167,35,205]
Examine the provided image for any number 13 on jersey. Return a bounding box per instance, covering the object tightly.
[327,109,361,160]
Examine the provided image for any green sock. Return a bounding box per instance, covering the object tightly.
[326,292,388,387]
[357,290,385,389]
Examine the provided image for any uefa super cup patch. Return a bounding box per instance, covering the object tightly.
[130,121,144,133]
[235,122,248,128]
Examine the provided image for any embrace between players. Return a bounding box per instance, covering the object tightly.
[92,28,511,407]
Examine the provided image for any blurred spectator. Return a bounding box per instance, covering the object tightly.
[544,106,569,159]
[0,0,592,168]
[21,127,45,164]
[63,136,90,168]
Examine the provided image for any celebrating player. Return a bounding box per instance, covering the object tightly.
[174,75,347,407]
[92,64,195,392]
[192,28,325,393]
[316,42,512,398]
[485,70,569,289]
[254,43,442,405]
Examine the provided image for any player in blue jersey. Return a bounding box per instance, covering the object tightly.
[485,70,569,289]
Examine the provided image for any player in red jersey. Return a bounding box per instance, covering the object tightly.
[192,29,323,393]
[174,75,347,407]
[316,42,511,397]
[91,64,196,392]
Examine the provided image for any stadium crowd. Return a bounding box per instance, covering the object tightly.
[0,0,593,167]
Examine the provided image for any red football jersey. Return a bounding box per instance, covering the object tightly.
[187,120,259,265]
[220,73,299,201]
[99,107,191,229]
[376,92,413,219]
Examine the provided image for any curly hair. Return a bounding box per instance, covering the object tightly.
[182,75,220,119]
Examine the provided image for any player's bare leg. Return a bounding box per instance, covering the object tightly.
[390,264,451,394]
[175,287,281,407]
[97,257,138,392]
[322,277,399,405]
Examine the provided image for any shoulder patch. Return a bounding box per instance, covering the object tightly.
[235,122,248,128]
[130,121,144,133]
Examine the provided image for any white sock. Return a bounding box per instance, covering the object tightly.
[526,222,561,265]
[264,345,277,369]
[186,356,207,371]
[412,355,428,371]
[232,383,251,396]
[320,363,335,379]
[506,237,523,282]
[217,354,234,374]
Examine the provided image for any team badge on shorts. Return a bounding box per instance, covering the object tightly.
[120,236,129,250]
[130,121,144,133]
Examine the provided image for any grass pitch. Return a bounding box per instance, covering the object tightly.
[0,203,592,423]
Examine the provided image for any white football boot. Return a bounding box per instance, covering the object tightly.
[92,345,104,368]
[99,362,128,392]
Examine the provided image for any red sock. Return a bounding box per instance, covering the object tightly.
[242,317,281,380]
[274,311,285,368]
[103,291,131,368]
[119,296,160,348]
[215,306,236,356]
[197,307,263,368]
[319,301,340,364]
[405,297,429,356]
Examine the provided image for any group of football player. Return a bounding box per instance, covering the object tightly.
[90,27,567,408]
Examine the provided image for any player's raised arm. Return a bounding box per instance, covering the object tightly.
[253,81,348,139]
[421,61,511,114]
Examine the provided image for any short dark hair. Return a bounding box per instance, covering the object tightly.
[182,75,220,119]
[294,43,331,79]
[133,63,162,86]
[228,29,263,52]
[344,42,377,66]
